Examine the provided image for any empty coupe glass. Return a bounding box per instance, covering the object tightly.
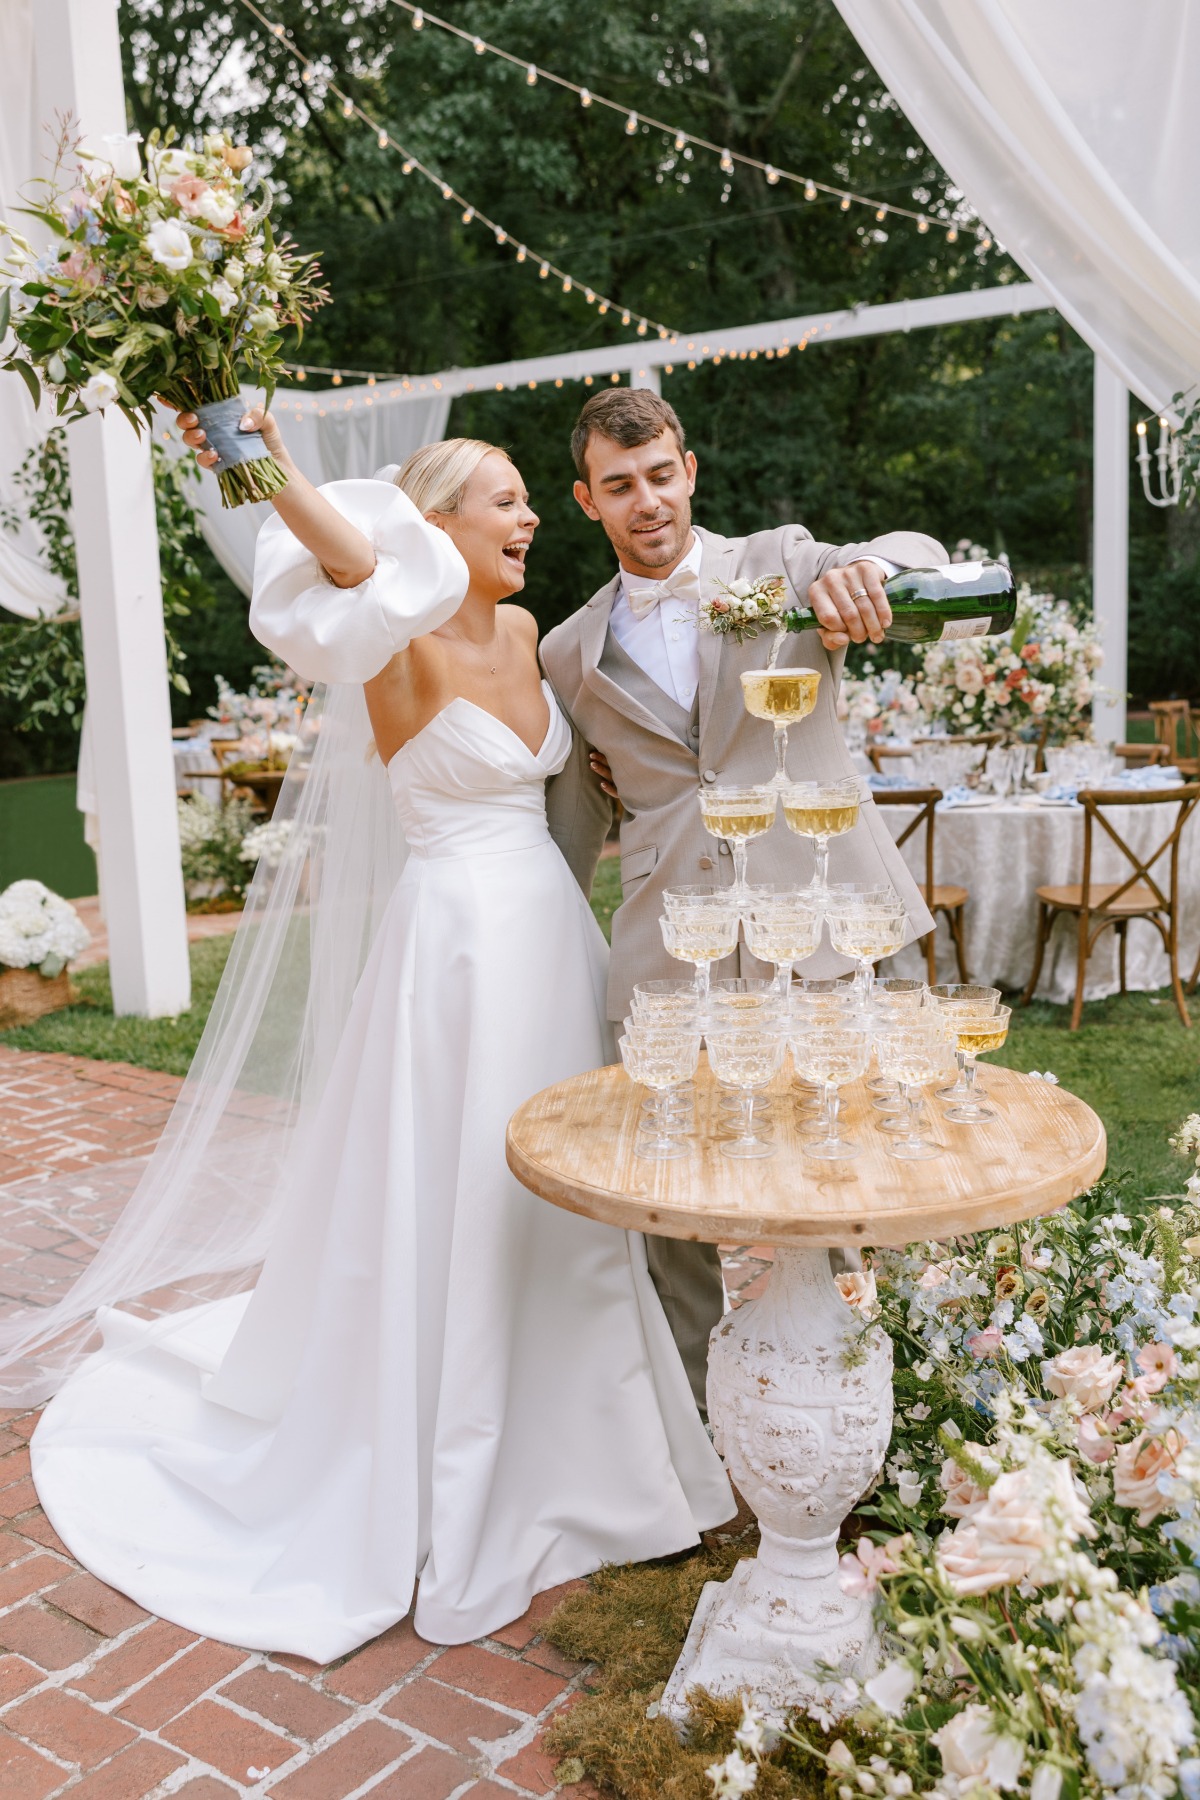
[705,1021,787,1159]
[789,1014,872,1160]
[618,1030,701,1160]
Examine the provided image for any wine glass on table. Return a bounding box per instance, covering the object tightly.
[740,666,821,787]
[941,1004,1011,1124]
[704,1019,788,1159]
[618,1027,701,1160]
[789,1013,873,1160]
[660,888,741,1009]
[707,979,785,1129]
[743,891,823,997]
[826,886,908,1006]
[697,786,777,897]
[929,984,1002,1106]
[780,778,864,896]
[873,1022,956,1160]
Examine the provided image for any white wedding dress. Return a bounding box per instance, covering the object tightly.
[30,482,734,1661]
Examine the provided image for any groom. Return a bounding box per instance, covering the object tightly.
[540,387,944,1408]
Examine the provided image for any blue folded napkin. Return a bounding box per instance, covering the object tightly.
[867,773,917,791]
[937,785,978,808]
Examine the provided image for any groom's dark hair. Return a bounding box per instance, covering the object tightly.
[571,389,687,483]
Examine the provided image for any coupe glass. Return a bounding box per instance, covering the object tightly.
[943,1004,1011,1124]
[740,666,821,786]
[630,980,705,1027]
[781,778,864,895]
[874,1024,956,1160]
[622,1015,694,1129]
[698,785,778,895]
[826,890,908,1004]
[708,980,784,1122]
[868,978,929,1103]
[929,983,1002,1101]
[789,1014,873,1160]
[704,1021,787,1159]
[660,889,741,1005]
[744,893,823,996]
[618,1030,701,1160]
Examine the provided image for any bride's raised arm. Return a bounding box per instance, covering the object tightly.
[173,403,469,685]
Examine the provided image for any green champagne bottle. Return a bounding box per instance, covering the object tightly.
[784,559,1017,645]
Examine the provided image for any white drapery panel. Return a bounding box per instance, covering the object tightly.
[0,0,70,620]
[159,390,452,597]
[833,0,1200,412]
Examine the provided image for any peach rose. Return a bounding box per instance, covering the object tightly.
[967,1326,1004,1360]
[170,174,210,214]
[1076,1415,1115,1465]
[938,1462,1091,1595]
[835,1268,879,1319]
[939,1454,994,1519]
[1113,1429,1180,1527]
[1042,1344,1123,1412]
[955,661,986,695]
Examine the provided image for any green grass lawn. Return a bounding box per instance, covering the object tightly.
[3,875,1196,1201]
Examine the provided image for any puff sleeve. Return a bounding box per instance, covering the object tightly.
[249,479,470,684]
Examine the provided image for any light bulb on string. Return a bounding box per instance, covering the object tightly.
[367,374,376,387]
[440,182,452,199]
[839,195,851,211]
[636,320,647,337]
[584,374,593,386]
[674,132,686,151]
[585,288,595,303]
[539,261,550,278]
[765,165,779,185]
[341,97,354,118]
[494,227,507,244]
[331,371,342,387]
[597,301,608,315]
[625,111,638,135]
[301,66,313,84]
[402,159,414,174]
[719,148,734,172]
[804,179,816,201]
[610,371,620,383]
[621,310,631,326]
[946,225,959,242]
[875,207,886,222]
[515,245,527,262]
[526,63,537,85]
[411,7,423,25]
[296,368,306,382]
[473,36,485,53]
[378,130,388,148]
[580,87,592,107]
[462,206,474,224]
[561,276,572,292]
[917,217,929,234]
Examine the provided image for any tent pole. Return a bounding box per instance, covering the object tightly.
[33,0,190,1017]
[1092,355,1129,745]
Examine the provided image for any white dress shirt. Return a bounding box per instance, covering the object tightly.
[609,533,705,710]
[608,533,900,714]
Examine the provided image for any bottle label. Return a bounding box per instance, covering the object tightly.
[939,616,991,641]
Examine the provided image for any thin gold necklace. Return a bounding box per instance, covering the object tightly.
[441,623,499,675]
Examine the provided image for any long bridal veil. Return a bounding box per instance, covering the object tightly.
[0,678,408,1403]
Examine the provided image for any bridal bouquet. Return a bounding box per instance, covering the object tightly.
[707,1114,1200,1800]
[0,127,328,507]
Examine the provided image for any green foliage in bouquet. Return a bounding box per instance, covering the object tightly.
[0,125,328,507]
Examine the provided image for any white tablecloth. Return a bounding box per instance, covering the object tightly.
[878,796,1200,1003]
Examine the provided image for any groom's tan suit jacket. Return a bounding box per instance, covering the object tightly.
[541,520,945,1025]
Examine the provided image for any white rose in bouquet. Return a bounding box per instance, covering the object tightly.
[145,218,193,271]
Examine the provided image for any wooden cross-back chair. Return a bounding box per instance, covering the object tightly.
[871,787,969,983]
[1113,742,1169,769]
[1019,783,1200,1030]
[1150,700,1200,776]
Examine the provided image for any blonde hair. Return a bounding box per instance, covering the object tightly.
[395,436,511,516]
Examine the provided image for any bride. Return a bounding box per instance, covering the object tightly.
[23,410,734,1661]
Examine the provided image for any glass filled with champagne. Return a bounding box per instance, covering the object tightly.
[740,667,821,786]
[942,1004,1011,1125]
[928,983,1002,1104]
[697,785,778,895]
[781,778,864,895]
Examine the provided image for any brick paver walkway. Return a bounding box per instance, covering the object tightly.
[0,1046,771,1798]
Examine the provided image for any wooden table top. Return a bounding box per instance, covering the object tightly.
[506,1059,1106,1249]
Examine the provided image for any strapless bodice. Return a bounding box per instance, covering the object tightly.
[387,683,571,859]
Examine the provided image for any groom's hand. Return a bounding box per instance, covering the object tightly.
[806,560,891,649]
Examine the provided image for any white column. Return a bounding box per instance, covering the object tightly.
[1092,355,1129,745]
[33,0,190,1015]
[630,366,662,394]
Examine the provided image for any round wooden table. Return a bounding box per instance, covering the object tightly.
[507,1059,1106,1721]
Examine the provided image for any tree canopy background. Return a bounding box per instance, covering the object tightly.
[4,0,1195,774]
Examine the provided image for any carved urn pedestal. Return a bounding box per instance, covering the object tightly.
[660,1247,893,1722]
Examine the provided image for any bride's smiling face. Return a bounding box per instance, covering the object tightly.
[430,453,539,603]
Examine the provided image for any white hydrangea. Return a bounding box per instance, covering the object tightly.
[0,879,91,977]
[176,795,223,850]
[239,819,293,871]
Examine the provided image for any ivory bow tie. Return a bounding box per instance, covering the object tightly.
[624,564,702,622]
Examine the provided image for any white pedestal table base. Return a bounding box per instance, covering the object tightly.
[661,1246,894,1724]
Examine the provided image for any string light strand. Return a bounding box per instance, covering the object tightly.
[386,0,987,246]
[234,0,679,340]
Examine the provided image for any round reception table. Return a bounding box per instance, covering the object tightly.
[507,1058,1106,1720]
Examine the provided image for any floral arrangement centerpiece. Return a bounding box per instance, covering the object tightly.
[706,1111,1200,1800]
[839,662,925,749]
[210,664,310,776]
[0,126,328,508]
[912,577,1104,746]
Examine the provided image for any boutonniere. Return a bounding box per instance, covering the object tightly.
[699,574,810,644]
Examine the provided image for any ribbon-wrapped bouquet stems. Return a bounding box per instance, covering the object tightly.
[0,127,328,508]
